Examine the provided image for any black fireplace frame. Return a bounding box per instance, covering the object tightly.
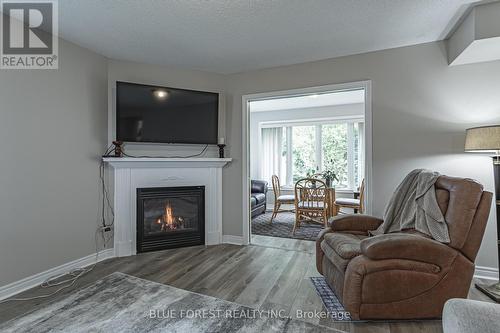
[136,186,205,253]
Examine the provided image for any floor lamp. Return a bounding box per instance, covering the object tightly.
[465,125,500,302]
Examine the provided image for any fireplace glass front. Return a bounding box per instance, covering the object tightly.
[137,186,204,252]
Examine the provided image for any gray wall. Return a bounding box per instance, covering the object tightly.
[224,41,500,270]
[0,39,108,286]
[2,39,499,287]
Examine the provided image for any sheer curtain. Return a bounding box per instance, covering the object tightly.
[261,127,283,184]
[357,122,365,189]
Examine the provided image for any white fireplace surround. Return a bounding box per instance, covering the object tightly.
[103,157,232,257]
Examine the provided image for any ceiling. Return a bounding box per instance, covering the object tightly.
[56,0,477,74]
[249,90,364,112]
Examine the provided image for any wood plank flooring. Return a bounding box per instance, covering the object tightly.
[0,235,495,333]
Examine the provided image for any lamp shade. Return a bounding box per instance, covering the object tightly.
[465,125,500,153]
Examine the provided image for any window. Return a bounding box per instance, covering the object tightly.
[292,125,316,182]
[261,119,364,190]
[321,123,348,187]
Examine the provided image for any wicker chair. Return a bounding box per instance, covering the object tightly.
[293,178,329,233]
[334,179,365,214]
[270,175,295,223]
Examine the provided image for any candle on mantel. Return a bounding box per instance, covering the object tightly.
[218,137,225,145]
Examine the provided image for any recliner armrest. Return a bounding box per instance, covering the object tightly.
[330,214,383,233]
[360,233,457,267]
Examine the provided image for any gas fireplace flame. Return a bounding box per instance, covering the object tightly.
[153,201,186,232]
[164,204,174,225]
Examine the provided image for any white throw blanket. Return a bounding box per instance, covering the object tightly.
[371,169,450,243]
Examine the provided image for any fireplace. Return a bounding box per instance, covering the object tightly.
[136,186,205,253]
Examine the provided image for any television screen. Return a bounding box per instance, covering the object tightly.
[116,81,219,144]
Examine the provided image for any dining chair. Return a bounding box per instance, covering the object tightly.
[293,178,329,233]
[334,178,365,214]
[270,175,295,223]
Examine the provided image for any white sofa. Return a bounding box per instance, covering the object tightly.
[443,299,500,333]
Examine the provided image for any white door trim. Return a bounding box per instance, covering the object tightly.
[241,81,373,245]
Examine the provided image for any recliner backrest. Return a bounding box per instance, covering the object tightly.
[434,176,489,256]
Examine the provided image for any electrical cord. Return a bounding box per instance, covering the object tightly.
[0,143,209,304]
[0,230,104,304]
[0,147,115,304]
[100,159,114,228]
[102,142,115,157]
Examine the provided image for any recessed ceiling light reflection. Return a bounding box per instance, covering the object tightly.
[152,89,169,99]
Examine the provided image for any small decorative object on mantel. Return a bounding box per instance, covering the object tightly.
[112,140,123,157]
[217,137,226,158]
[465,125,500,302]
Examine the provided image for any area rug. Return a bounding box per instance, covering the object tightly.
[252,212,324,241]
[310,277,352,321]
[0,272,343,332]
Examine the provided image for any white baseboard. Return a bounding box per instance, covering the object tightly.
[222,235,244,245]
[474,265,499,281]
[0,248,115,301]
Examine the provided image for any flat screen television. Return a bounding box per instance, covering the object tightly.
[116,81,219,144]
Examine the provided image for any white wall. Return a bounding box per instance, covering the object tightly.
[249,103,364,180]
[223,41,500,270]
[0,39,108,286]
[448,1,500,66]
[250,103,365,208]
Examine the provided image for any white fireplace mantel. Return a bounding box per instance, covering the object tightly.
[103,157,232,257]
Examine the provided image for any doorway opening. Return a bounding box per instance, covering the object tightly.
[242,82,372,246]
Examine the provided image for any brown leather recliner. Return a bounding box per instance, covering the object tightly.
[316,175,493,320]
